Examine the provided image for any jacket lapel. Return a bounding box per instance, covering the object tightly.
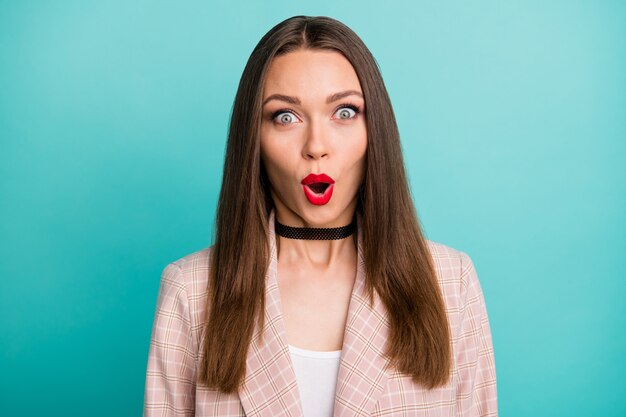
[333,214,393,416]
[238,210,304,417]
[238,210,392,417]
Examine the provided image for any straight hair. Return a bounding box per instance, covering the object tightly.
[198,15,451,393]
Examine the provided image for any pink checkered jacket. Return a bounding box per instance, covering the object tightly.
[144,211,497,416]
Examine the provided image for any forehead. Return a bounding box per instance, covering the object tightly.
[263,49,362,99]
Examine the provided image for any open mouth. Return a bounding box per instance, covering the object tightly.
[301,173,335,205]
[307,182,331,194]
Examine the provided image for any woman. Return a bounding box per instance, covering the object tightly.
[144,15,497,417]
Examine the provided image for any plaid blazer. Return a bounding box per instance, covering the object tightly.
[144,211,497,416]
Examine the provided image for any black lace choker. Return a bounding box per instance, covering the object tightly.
[275,217,357,240]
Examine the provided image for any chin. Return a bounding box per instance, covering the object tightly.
[297,201,355,228]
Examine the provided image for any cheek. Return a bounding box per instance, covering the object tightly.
[354,150,367,182]
[345,121,367,154]
[343,129,368,171]
[350,136,368,185]
[260,139,294,185]
[260,134,280,174]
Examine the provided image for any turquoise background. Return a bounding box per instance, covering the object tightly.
[1,1,624,415]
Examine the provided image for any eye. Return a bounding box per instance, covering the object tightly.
[333,104,360,120]
[271,110,299,125]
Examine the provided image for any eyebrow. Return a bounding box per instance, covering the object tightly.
[262,90,363,107]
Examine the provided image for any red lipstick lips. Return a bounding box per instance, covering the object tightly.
[301,173,335,205]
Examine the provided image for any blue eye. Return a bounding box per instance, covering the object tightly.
[334,104,361,120]
[335,107,356,120]
[270,103,362,125]
[272,110,298,125]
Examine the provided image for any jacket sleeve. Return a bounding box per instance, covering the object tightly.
[455,252,498,416]
[144,263,196,416]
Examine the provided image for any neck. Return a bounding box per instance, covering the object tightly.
[272,207,358,268]
[276,233,357,269]
[275,217,356,240]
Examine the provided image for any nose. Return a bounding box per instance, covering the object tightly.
[301,118,329,160]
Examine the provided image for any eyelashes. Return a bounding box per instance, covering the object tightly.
[269,103,363,125]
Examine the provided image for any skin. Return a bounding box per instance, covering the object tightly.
[260,49,367,351]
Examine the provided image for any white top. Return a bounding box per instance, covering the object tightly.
[288,344,342,417]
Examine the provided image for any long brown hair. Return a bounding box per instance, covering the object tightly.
[198,15,451,392]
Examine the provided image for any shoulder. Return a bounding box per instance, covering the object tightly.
[167,245,214,273]
[424,239,480,319]
[425,239,474,279]
[160,245,215,297]
[158,246,215,330]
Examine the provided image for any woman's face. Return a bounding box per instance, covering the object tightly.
[260,49,367,228]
